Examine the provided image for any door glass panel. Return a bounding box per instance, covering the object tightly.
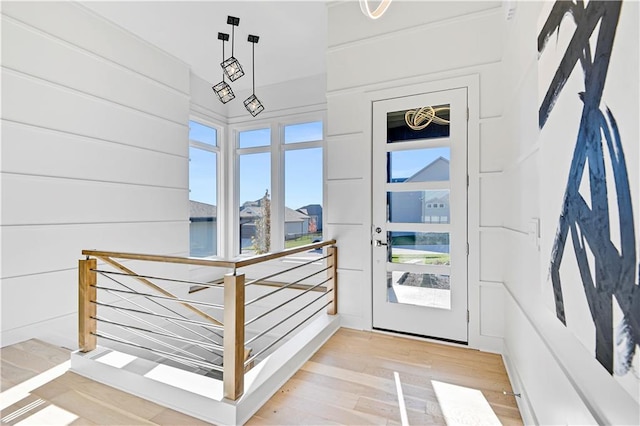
[387,104,450,143]
[388,148,450,183]
[389,232,450,265]
[387,271,451,309]
[388,190,450,224]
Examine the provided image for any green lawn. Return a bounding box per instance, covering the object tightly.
[391,253,450,265]
[285,233,322,249]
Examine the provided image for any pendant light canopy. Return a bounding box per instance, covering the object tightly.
[244,34,264,117]
[221,16,244,82]
[212,32,235,103]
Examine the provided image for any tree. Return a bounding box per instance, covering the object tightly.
[251,189,270,254]
[308,217,317,233]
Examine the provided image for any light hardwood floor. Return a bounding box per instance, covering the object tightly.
[1,330,522,425]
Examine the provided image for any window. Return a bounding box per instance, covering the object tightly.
[235,119,324,256]
[188,120,218,257]
[284,121,323,144]
[238,128,271,254]
[239,151,271,254]
[284,121,323,249]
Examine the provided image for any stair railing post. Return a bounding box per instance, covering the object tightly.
[79,258,97,352]
[223,272,245,400]
[327,245,338,315]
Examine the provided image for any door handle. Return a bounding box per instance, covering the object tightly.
[374,240,388,247]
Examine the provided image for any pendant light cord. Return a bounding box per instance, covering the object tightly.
[221,40,226,82]
[252,42,255,95]
[231,25,235,57]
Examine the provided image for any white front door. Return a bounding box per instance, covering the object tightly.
[372,88,468,343]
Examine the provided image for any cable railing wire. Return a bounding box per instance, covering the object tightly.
[93,301,223,331]
[98,296,224,361]
[245,289,331,346]
[245,277,331,327]
[103,285,223,350]
[244,266,331,306]
[93,285,224,310]
[94,316,223,353]
[97,271,224,341]
[95,332,223,372]
[93,269,224,289]
[245,300,332,366]
[94,316,209,369]
[242,254,330,287]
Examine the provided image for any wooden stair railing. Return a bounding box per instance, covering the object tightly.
[79,239,337,401]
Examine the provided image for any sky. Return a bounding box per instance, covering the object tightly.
[189,121,323,210]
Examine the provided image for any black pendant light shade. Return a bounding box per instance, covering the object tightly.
[244,34,264,116]
[244,94,264,117]
[221,16,244,82]
[212,32,235,103]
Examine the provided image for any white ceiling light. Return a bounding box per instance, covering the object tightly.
[359,0,392,20]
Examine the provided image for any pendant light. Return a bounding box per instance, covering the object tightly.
[244,34,264,117]
[212,32,235,103]
[221,16,244,82]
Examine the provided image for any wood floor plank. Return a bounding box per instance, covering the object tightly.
[45,372,167,420]
[12,339,71,364]
[148,408,212,425]
[49,389,156,425]
[260,390,388,425]
[2,375,17,391]
[1,346,63,374]
[0,359,40,386]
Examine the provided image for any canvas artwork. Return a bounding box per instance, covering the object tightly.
[537,0,639,401]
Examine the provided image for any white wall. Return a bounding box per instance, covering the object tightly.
[325,1,505,351]
[0,2,191,348]
[500,1,639,424]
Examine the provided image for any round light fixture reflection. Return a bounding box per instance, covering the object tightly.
[359,0,392,19]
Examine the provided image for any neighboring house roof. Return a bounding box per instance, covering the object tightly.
[285,207,309,223]
[239,204,309,223]
[190,200,216,219]
[423,190,449,204]
[405,156,450,182]
[239,205,262,219]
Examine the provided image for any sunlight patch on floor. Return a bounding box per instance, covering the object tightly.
[1,398,46,423]
[431,380,501,425]
[14,404,79,426]
[96,350,137,368]
[0,361,70,411]
[393,371,409,426]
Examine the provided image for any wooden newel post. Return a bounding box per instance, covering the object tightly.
[79,258,97,352]
[327,245,338,315]
[223,272,245,400]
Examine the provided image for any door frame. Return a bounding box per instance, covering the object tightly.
[371,88,469,342]
[361,74,486,349]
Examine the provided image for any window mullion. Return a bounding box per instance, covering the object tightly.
[270,122,285,252]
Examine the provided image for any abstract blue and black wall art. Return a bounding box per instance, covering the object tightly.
[538,0,639,378]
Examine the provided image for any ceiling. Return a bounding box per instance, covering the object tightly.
[81,1,328,91]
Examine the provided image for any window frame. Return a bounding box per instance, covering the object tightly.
[188,116,224,258]
[231,113,325,256]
